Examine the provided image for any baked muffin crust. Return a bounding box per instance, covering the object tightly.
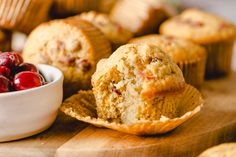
[23,19,111,97]
[92,44,185,124]
[160,9,236,44]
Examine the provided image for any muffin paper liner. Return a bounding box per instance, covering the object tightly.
[110,0,169,35]
[52,0,99,17]
[177,58,206,88]
[61,84,203,135]
[203,41,234,78]
[0,0,52,33]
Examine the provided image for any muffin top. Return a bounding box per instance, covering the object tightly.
[75,11,133,44]
[92,44,185,99]
[160,9,236,44]
[198,143,236,157]
[129,34,206,63]
[23,18,111,96]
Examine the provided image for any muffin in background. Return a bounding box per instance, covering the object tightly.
[0,30,11,51]
[23,18,112,98]
[110,0,178,36]
[129,34,206,88]
[0,0,53,34]
[75,11,133,50]
[50,0,117,18]
[160,9,236,78]
[198,143,236,157]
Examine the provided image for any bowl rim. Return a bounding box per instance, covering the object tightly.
[0,64,63,97]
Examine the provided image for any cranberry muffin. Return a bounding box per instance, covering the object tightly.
[76,11,133,49]
[61,44,203,135]
[23,18,112,98]
[160,9,236,78]
[110,0,178,36]
[129,34,206,88]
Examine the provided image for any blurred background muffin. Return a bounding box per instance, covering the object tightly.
[110,0,178,36]
[23,18,112,98]
[198,143,236,157]
[129,34,206,88]
[160,9,236,78]
[0,30,11,51]
[0,0,53,34]
[74,11,133,50]
[50,0,117,18]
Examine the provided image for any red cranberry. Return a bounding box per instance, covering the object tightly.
[16,63,38,73]
[0,66,10,77]
[13,72,44,91]
[0,75,10,93]
[79,59,91,72]
[0,52,23,68]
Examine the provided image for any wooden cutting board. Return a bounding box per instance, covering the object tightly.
[1,73,236,157]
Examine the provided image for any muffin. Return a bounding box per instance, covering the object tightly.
[198,143,236,157]
[160,9,236,78]
[0,30,11,51]
[110,0,178,36]
[23,18,112,98]
[75,11,133,49]
[50,0,99,18]
[97,0,118,13]
[61,44,203,135]
[0,0,53,33]
[129,34,206,88]
[50,0,117,18]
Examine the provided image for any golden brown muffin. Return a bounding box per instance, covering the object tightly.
[110,0,178,36]
[23,18,112,98]
[0,0,53,34]
[50,0,116,18]
[198,143,236,157]
[129,34,206,87]
[160,9,236,78]
[0,30,11,51]
[75,11,133,49]
[61,44,203,135]
[93,44,188,124]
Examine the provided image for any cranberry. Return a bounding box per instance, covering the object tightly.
[0,52,23,68]
[13,72,44,91]
[79,59,91,72]
[0,75,10,93]
[0,66,10,77]
[15,63,38,73]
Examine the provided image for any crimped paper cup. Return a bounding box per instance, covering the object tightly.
[61,84,203,135]
[0,30,11,51]
[203,40,234,78]
[110,0,169,35]
[177,58,206,88]
[0,0,52,33]
[51,0,99,17]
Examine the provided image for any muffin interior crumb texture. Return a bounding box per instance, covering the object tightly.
[92,44,186,124]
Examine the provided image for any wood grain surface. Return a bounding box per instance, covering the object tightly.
[1,73,236,157]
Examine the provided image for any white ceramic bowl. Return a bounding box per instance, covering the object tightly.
[0,64,63,142]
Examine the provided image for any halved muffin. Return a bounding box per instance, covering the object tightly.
[61,44,203,135]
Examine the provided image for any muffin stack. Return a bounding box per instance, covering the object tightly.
[0,1,235,136]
